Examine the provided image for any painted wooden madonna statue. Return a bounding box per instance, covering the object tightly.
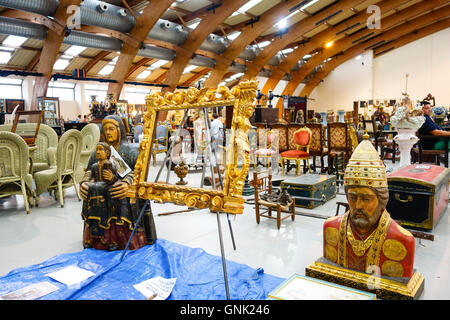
[80,115,157,251]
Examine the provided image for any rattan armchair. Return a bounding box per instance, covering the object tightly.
[76,123,100,182]
[0,123,58,173]
[34,129,83,207]
[0,131,34,213]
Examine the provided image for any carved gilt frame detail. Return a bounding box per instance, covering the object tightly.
[128,79,258,214]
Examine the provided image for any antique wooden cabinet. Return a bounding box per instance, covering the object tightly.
[387,164,450,231]
[250,107,279,124]
[281,174,336,209]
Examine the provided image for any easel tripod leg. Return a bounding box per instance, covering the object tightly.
[215,210,230,300]
[120,199,150,262]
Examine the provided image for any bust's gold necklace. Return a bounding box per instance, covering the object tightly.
[346,222,377,257]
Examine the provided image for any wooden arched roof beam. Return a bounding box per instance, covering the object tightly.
[203,0,301,88]
[261,0,412,95]
[301,17,450,98]
[31,0,83,110]
[241,0,360,81]
[126,57,157,78]
[273,0,449,110]
[171,1,254,25]
[290,0,447,86]
[80,25,140,48]
[161,0,248,94]
[84,51,111,73]
[0,9,65,34]
[107,0,175,98]
[182,68,211,86]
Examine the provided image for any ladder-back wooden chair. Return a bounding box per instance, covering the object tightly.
[252,169,295,229]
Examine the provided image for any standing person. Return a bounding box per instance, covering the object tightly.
[82,115,89,123]
[210,113,223,153]
[418,101,450,150]
[75,114,82,123]
[134,122,143,143]
[80,115,157,250]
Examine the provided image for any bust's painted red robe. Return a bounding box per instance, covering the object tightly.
[323,211,415,278]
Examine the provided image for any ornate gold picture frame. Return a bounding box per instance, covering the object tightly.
[127,80,258,214]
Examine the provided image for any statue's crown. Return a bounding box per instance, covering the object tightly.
[344,132,387,188]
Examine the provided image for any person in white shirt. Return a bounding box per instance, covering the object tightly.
[210,113,223,153]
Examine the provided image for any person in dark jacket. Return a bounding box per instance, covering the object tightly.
[418,101,450,150]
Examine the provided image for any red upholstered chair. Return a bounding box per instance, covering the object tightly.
[280,127,312,175]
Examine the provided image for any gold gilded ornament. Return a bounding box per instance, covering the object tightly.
[128,80,258,215]
[382,260,404,278]
[382,239,407,261]
[346,222,376,257]
[325,244,338,263]
[325,227,339,247]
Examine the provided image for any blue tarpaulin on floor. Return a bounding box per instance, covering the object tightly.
[0,239,284,300]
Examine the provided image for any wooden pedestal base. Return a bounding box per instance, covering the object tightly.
[305,258,424,300]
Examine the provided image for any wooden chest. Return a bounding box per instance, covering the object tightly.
[281,174,336,209]
[386,164,450,231]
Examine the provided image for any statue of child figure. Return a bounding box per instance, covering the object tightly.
[83,142,119,249]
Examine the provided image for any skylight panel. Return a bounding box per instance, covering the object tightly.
[53,58,70,70]
[151,59,168,69]
[232,0,263,16]
[229,72,243,80]
[188,18,201,30]
[98,64,115,75]
[227,32,241,41]
[301,0,319,10]
[64,45,86,56]
[257,41,272,48]
[0,46,15,52]
[239,0,263,13]
[183,65,197,74]
[0,51,12,64]
[137,70,152,79]
[2,35,27,47]
[281,48,294,55]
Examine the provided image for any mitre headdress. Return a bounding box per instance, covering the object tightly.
[344,133,387,188]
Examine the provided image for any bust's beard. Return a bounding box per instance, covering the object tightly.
[349,205,383,234]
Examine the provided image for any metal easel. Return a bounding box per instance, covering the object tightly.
[121,106,235,300]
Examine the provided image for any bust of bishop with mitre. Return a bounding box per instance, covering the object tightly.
[323,133,416,279]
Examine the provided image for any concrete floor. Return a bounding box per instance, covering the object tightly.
[0,156,448,300]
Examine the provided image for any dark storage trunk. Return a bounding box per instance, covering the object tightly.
[281,174,336,209]
[387,164,450,231]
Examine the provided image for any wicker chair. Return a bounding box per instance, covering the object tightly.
[34,129,83,208]
[0,123,58,173]
[76,123,100,182]
[0,131,34,213]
